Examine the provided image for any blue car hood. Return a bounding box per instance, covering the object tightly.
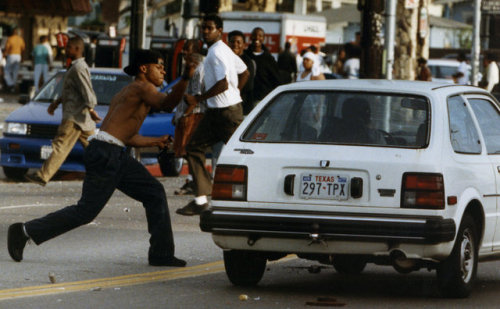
[5,102,109,126]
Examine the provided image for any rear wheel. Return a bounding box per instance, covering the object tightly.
[223,250,267,286]
[436,215,478,298]
[3,166,28,180]
[332,255,367,274]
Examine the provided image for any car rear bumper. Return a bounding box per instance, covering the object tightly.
[200,207,456,245]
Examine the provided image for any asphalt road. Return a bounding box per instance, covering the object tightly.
[4,177,500,309]
[4,93,500,308]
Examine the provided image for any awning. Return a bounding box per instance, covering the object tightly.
[0,0,92,16]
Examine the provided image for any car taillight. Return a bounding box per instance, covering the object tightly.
[212,165,247,201]
[401,173,445,209]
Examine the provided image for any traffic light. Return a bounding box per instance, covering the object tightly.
[199,0,220,15]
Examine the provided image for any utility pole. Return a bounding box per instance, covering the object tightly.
[471,0,481,86]
[385,0,396,80]
[358,0,384,78]
[129,0,147,62]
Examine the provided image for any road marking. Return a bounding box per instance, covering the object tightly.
[0,261,225,301]
[0,256,296,301]
[0,204,59,210]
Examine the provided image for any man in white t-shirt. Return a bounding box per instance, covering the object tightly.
[453,52,469,85]
[176,14,249,216]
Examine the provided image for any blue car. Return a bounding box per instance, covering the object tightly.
[0,68,182,180]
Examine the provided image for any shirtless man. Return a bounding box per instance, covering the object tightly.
[7,49,197,267]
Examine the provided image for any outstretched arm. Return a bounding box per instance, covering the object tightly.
[127,134,172,148]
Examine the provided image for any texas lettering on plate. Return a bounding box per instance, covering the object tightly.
[300,173,349,200]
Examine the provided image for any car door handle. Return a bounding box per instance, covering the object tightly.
[284,174,295,196]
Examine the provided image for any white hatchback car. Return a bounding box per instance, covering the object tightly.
[200,79,500,298]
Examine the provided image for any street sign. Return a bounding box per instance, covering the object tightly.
[483,0,500,14]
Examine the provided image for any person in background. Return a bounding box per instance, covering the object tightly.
[277,41,297,84]
[416,57,432,81]
[310,44,330,74]
[175,14,249,216]
[245,27,281,105]
[452,52,469,85]
[4,27,25,93]
[172,40,206,196]
[480,52,499,92]
[228,30,255,115]
[32,35,52,92]
[296,52,325,82]
[343,43,360,79]
[332,47,346,79]
[24,37,101,186]
[89,36,98,68]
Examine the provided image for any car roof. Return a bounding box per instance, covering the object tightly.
[55,67,127,75]
[427,59,460,66]
[274,79,489,96]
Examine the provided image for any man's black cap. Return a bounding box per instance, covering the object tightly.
[124,49,164,76]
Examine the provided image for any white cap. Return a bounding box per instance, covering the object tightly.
[303,52,316,62]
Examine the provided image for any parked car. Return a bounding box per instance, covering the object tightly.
[428,58,481,84]
[200,79,500,298]
[0,68,182,180]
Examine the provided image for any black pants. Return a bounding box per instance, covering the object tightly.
[25,140,175,259]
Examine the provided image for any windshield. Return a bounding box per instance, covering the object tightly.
[34,71,132,105]
[242,91,430,148]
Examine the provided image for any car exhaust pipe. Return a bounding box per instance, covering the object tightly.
[390,249,419,274]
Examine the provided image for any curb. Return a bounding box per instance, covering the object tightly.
[145,164,212,177]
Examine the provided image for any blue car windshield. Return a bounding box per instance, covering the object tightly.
[34,72,132,105]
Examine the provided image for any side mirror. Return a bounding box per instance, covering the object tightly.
[18,94,31,104]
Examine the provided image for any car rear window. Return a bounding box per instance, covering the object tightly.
[242,91,430,148]
[34,72,132,105]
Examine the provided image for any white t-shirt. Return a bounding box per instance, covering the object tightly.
[344,58,360,79]
[203,40,247,108]
[486,61,499,92]
[456,61,469,85]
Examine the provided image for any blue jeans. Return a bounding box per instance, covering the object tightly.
[25,140,176,259]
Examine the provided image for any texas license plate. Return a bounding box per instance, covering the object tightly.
[40,145,53,159]
[300,173,349,200]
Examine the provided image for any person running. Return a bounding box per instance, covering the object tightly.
[7,49,198,267]
[25,37,101,186]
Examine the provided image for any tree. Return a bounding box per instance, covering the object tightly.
[393,0,429,80]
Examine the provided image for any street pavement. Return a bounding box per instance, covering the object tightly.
[4,92,500,308]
